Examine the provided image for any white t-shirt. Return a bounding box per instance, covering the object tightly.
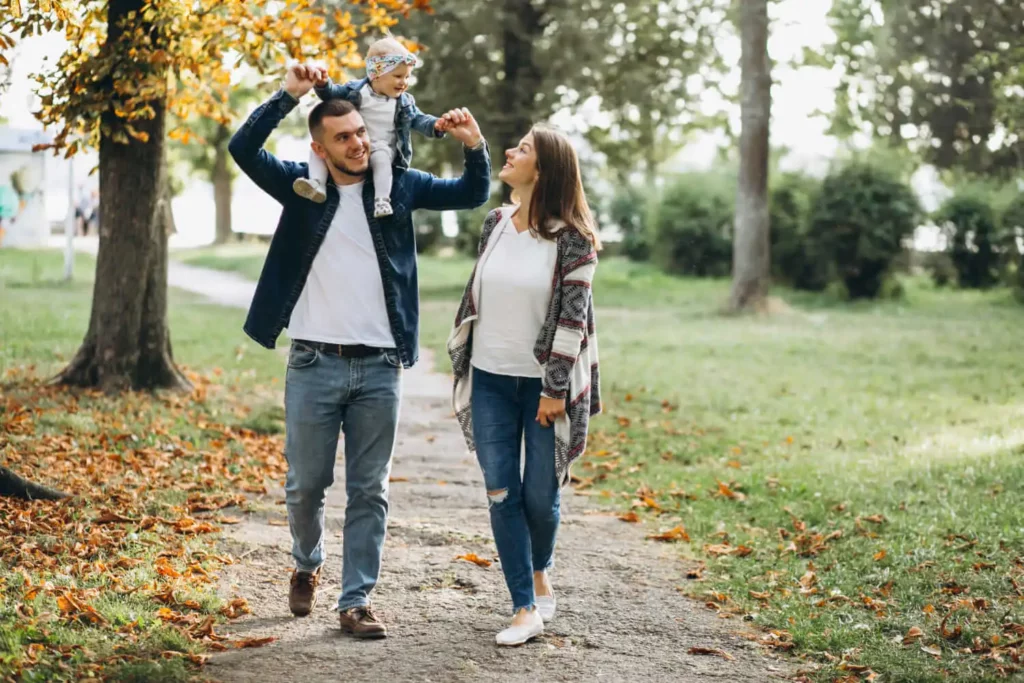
[472,209,558,378]
[286,182,396,347]
[359,83,397,151]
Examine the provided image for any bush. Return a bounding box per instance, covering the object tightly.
[807,162,920,299]
[651,173,734,277]
[608,185,650,261]
[769,172,828,291]
[1001,194,1024,296]
[935,192,1002,289]
[413,210,443,254]
[455,200,499,256]
[921,251,958,287]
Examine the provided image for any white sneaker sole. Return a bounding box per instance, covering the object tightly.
[293,178,326,204]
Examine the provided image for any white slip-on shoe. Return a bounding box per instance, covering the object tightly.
[495,609,544,646]
[536,594,556,623]
[293,177,326,204]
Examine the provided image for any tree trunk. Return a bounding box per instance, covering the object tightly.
[212,126,233,244]
[728,0,772,314]
[0,465,69,500]
[53,0,190,393]
[497,0,544,202]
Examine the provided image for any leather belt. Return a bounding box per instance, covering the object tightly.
[292,339,390,358]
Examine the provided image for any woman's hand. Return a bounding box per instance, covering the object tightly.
[536,396,566,427]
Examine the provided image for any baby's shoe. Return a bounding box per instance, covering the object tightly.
[293,177,326,204]
[374,197,394,218]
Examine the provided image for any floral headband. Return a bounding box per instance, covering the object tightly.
[366,53,418,81]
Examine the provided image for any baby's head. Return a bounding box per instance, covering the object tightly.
[366,37,417,99]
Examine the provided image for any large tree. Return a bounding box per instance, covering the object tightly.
[0,0,415,394]
[388,0,728,187]
[728,0,772,313]
[818,0,1024,175]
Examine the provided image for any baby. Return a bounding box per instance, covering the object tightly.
[293,37,448,217]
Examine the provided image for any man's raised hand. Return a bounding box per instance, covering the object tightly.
[441,108,483,148]
[283,63,328,100]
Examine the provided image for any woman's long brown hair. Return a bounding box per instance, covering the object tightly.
[521,125,602,250]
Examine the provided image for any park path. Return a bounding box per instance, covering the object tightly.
[167,259,794,682]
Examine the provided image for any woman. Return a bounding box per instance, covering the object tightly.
[447,125,602,646]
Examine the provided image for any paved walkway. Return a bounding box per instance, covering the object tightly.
[165,259,793,682]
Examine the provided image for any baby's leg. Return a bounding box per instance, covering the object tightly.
[307,151,328,185]
[370,143,394,217]
[293,149,328,203]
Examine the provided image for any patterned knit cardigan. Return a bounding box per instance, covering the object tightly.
[447,207,602,486]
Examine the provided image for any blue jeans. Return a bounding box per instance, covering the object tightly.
[283,341,402,611]
[471,367,561,613]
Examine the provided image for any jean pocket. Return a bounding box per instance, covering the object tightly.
[381,350,403,369]
[287,343,319,369]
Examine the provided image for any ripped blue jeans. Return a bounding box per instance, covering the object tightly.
[470,367,561,613]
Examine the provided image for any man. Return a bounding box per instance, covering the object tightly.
[229,63,490,638]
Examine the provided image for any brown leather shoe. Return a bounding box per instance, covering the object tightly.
[338,605,387,639]
[288,568,321,617]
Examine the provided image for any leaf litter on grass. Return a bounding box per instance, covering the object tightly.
[0,375,288,680]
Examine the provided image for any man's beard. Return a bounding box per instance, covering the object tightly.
[326,151,368,178]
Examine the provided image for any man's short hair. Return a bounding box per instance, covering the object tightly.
[308,99,358,139]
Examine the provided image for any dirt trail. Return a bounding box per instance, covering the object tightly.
[204,346,793,682]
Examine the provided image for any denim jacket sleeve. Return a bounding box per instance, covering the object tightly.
[404,93,445,139]
[227,90,304,205]
[410,143,492,211]
[313,79,358,102]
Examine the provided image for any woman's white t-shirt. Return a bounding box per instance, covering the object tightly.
[471,208,558,378]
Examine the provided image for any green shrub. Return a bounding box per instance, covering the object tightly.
[413,210,443,254]
[769,172,827,291]
[935,192,1002,289]
[455,200,499,256]
[807,162,920,299]
[1001,193,1024,296]
[651,173,734,277]
[608,185,651,261]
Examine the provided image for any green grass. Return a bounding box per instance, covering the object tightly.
[15,244,1024,680]
[422,261,1024,681]
[0,249,291,681]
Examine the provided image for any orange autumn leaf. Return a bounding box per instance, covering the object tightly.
[617,511,641,523]
[647,525,690,543]
[903,626,924,645]
[873,549,887,561]
[455,553,492,568]
[232,636,276,649]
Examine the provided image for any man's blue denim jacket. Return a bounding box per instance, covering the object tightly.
[314,77,442,169]
[228,89,491,368]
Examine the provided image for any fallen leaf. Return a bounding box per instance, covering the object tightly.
[749,590,771,600]
[232,636,276,649]
[873,549,887,561]
[455,553,492,568]
[686,564,706,580]
[388,476,409,482]
[267,519,289,527]
[647,525,690,542]
[862,514,886,524]
[903,626,924,645]
[921,644,942,657]
[617,511,641,523]
[687,646,734,661]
